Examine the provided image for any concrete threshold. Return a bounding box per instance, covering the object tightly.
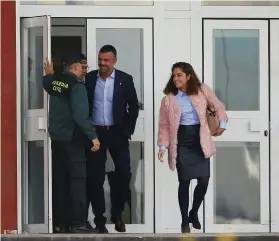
[1,233,279,241]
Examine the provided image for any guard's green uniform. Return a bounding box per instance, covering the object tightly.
[44,72,97,141]
[43,71,96,230]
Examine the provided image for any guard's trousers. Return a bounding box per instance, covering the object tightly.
[52,139,87,227]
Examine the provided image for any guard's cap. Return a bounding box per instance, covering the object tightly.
[63,53,83,66]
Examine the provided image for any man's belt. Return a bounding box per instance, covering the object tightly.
[96,125,112,131]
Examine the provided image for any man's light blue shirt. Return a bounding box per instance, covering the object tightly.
[92,70,115,126]
[159,90,226,151]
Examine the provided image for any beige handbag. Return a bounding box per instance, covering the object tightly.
[206,106,219,136]
[201,87,219,136]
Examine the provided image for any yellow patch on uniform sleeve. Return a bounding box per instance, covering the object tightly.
[52,80,69,93]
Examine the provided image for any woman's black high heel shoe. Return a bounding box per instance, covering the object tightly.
[189,210,201,230]
[181,223,191,233]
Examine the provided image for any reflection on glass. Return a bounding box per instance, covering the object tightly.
[28,27,44,110]
[22,141,45,224]
[88,142,144,224]
[214,142,260,224]
[203,1,279,6]
[96,28,144,109]
[213,29,259,111]
[20,0,153,5]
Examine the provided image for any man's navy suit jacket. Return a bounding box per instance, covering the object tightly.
[85,69,140,139]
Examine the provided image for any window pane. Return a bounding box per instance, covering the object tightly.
[213,29,259,111]
[203,0,279,6]
[21,0,82,5]
[23,141,45,224]
[20,0,153,5]
[93,1,153,5]
[28,27,44,110]
[96,28,144,109]
[214,142,260,224]
[87,142,144,224]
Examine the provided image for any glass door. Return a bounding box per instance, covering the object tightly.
[20,16,52,233]
[86,19,154,233]
[203,20,269,233]
[270,20,279,233]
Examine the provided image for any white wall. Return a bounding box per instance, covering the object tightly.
[154,17,195,233]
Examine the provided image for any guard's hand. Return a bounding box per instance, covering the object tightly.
[44,58,54,75]
[91,138,100,152]
[158,150,165,162]
[213,128,225,137]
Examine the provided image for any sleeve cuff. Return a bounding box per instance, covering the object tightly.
[159,145,166,151]
[219,120,227,129]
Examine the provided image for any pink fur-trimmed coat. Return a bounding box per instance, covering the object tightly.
[157,84,228,171]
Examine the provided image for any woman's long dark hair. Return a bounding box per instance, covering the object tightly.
[163,62,202,96]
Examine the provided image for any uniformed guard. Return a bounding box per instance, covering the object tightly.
[43,54,100,233]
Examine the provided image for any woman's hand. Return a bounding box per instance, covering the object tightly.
[213,128,225,136]
[158,150,165,162]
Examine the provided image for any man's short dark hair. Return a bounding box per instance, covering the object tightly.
[99,45,117,57]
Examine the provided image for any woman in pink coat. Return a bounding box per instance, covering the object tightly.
[157,62,228,233]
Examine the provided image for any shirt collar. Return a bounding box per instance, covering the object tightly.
[177,89,186,97]
[97,69,115,79]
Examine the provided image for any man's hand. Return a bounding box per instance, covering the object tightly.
[213,128,225,137]
[44,58,54,76]
[91,138,100,152]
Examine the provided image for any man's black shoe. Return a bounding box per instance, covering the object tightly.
[69,224,97,233]
[86,221,96,231]
[53,226,69,233]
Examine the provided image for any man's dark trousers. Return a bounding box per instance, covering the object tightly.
[86,126,131,227]
[52,139,87,228]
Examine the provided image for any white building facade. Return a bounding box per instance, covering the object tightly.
[14,0,279,235]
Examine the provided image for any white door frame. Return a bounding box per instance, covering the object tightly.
[270,19,279,233]
[203,19,269,233]
[19,15,52,233]
[86,18,154,233]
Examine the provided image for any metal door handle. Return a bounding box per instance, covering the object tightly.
[38,117,46,131]
[264,130,269,136]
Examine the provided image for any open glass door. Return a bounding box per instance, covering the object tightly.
[86,19,154,233]
[20,16,52,233]
[270,20,279,233]
[203,20,269,233]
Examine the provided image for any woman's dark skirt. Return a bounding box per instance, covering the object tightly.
[176,125,210,181]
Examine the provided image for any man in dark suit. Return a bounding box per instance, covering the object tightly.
[85,45,140,233]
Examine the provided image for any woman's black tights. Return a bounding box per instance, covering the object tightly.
[178,177,209,225]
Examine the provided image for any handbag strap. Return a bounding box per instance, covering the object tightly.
[200,84,214,110]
